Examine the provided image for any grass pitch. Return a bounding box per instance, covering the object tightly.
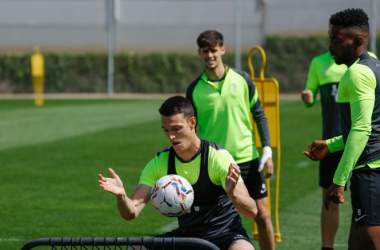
[0,97,351,250]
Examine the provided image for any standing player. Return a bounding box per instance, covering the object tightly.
[99,96,257,250]
[187,30,275,250]
[302,49,377,250]
[304,8,380,249]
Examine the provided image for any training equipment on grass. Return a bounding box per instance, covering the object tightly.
[248,45,282,242]
[21,237,220,250]
[151,175,194,217]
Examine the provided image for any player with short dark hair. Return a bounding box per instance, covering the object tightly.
[99,95,257,250]
[304,8,380,249]
[187,30,275,250]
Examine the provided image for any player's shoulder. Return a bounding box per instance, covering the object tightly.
[226,66,253,86]
[312,51,332,63]
[188,73,203,87]
[368,51,378,59]
[156,146,171,157]
[187,73,204,97]
[228,66,250,78]
[345,57,376,88]
[204,140,233,160]
[145,146,170,170]
[205,140,225,151]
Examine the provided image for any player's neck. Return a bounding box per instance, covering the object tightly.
[176,137,201,162]
[205,63,226,81]
[347,48,368,67]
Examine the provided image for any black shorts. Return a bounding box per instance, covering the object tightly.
[319,151,343,189]
[239,159,267,199]
[152,226,253,250]
[350,166,380,227]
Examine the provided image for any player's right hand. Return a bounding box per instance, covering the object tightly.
[99,168,126,196]
[301,90,313,104]
[303,140,330,161]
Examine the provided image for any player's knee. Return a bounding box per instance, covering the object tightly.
[228,239,255,250]
[254,211,271,226]
[255,204,271,220]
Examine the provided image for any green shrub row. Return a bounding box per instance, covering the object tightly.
[1,35,378,94]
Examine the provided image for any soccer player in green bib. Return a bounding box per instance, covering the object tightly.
[187,30,275,250]
[304,8,380,249]
[99,96,257,250]
[302,49,345,250]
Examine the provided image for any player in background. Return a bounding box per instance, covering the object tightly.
[302,49,345,250]
[302,24,377,250]
[304,8,380,249]
[99,96,257,250]
[187,30,275,250]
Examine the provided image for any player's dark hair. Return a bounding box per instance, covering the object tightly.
[159,96,194,119]
[197,30,224,49]
[329,8,369,31]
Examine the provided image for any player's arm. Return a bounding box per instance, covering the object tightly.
[324,98,374,209]
[225,163,257,219]
[302,58,319,107]
[213,149,257,218]
[332,67,375,186]
[247,77,273,177]
[332,100,374,186]
[99,168,151,221]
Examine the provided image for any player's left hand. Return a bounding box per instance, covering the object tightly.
[226,163,240,194]
[259,146,273,178]
[261,157,274,178]
[324,183,345,210]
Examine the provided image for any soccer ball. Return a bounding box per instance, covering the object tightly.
[151,175,194,217]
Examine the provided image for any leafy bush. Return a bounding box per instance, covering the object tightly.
[1,35,377,94]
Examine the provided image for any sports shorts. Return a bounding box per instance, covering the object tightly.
[152,225,253,250]
[350,166,380,227]
[239,158,267,200]
[319,151,343,189]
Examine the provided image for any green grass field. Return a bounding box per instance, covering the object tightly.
[0,97,352,250]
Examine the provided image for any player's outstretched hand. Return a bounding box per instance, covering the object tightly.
[303,140,330,161]
[226,163,240,194]
[99,168,126,196]
[324,183,345,210]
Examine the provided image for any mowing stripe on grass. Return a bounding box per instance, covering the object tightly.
[0,99,164,152]
[158,221,179,232]
[295,161,311,168]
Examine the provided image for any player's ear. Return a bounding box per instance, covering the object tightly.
[221,45,226,55]
[354,35,364,48]
[189,116,197,129]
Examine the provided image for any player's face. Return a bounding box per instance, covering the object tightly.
[198,45,226,70]
[329,25,356,65]
[161,113,195,153]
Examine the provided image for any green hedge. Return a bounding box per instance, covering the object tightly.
[1,35,378,94]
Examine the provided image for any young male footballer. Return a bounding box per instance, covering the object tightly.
[99,96,257,250]
[304,8,380,250]
[186,30,275,250]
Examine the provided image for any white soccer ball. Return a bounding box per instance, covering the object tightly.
[151,174,194,217]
